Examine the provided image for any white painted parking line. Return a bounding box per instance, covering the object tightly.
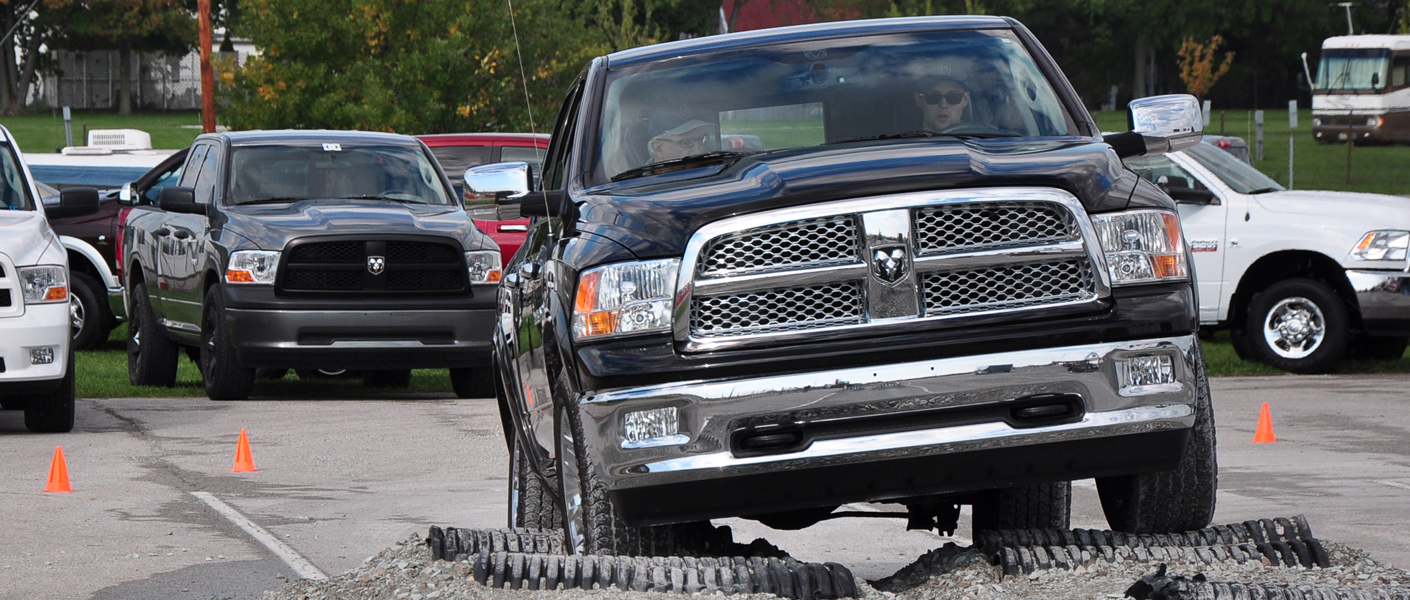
[1375,480,1410,491]
[190,491,328,581]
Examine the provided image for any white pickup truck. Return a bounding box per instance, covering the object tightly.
[1,124,98,433]
[1127,139,1410,373]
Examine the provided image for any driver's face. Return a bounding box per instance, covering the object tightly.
[916,83,970,131]
[650,130,715,162]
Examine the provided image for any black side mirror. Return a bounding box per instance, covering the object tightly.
[1373,72,1381,88]
[1158,175,1218,205]
[158,186,206,215]
[46,187,100,219]
[517,189,574,219]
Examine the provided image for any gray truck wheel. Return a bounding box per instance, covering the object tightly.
[972,481,1071,531]
[450,367,494,399]
[1240,279,1348,374]
[23,352,76,433]
[1097,343,1218,533]
[127,281,179,387]
[509,436,562,530]
[69,272,114,351]
[201,292,256,401]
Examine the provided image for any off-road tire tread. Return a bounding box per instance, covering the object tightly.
[973,481,1072,532]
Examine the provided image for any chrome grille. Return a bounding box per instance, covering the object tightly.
[697,216,859,278]
[921,259,1097,316]
[914,202,1075,255]
[691,282,864,338]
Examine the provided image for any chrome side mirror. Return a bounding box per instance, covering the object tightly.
[1125,94,1203,156]
[118,182,135,206]
[464,162,530,221]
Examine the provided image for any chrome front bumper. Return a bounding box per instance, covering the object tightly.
[577,334,1200,519]
[1348,270,1410,333]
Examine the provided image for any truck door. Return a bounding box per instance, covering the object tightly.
[156,142,214,335]
[1125,153,1230,324]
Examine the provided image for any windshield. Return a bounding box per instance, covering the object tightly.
[1184,142,1284,194]
[229,144,451,205]
[596,29,1075,181]
[1316,48,1390,91]
[1,143,34,211]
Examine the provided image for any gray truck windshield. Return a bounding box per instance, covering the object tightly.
[596,29,1075,180]
[1,143,34,211]
[229,144,451,205]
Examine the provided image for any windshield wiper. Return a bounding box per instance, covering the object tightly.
[338,194,426,204]
[238,197,304,206]
[610,151,755,182]
[1246,187,1281,195]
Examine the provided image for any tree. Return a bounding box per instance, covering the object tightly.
[43,0,196,115]
[1,0,56,115]
[1177,35,1234,100]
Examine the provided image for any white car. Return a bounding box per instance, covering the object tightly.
[0,125,98,433]
[1126,139,1410,373]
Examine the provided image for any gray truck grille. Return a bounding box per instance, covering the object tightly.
[921,258,1096,316]
[697,216,859,277]
[682,191,1105,350]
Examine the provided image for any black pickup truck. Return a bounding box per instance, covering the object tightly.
[469,16,1218,556]
[119,130,501,400]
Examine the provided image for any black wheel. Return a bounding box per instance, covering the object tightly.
[450,367,494,398]
[556,403,715,556]
[1354,335,1408,361]
[255,368,289,380]
[127,281,179,386]
[972,481,1071,532]
[69,272,114,351]
[508,434,562,530]
[0,397,26,410]
[201,291,255,400]
[1239,279,1349,373]
[363,369,412,388]
[23,351,76,433]
[1097,343,1218,533]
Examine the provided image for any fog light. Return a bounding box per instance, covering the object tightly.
[1114,354,1181,396]
[29,347,56,365]
[622,407,687,449]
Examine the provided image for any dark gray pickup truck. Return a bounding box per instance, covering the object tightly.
[469,16,1219,556]
[119,130,501,400]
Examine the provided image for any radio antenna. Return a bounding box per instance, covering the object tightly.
[506,0,538,139]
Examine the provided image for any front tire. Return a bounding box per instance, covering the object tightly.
[450,367,494,398]
[972,481,1072,532]
[69,272,114,351]
[127,281,179,386]
[363,369,412,388]
[23,351,76,433]
[201,291,255,400]
[1097,343,1218,533]
[509,435,562,530]
[1240,279,1349,373]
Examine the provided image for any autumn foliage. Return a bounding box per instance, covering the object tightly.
[1177,35,1235,100]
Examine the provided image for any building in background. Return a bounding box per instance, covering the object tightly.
[33,35,255,112]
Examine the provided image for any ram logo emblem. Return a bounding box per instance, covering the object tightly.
[367,255,386,275]
[872,246,909,283]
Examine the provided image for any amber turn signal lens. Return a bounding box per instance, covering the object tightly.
[43,286,68,302]
[575,271,601,314]
[226,270,255,283]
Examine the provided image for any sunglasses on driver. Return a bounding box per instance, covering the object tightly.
[919,90,968,106]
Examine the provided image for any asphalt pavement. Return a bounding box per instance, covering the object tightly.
[0,374,1407,599]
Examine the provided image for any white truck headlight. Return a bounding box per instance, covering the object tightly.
[1091,210,1188,286]
[573,259,679,341]
[1351,231,1410,262]
[19,266,68,303]
[226,250,280,284]
[465,251,502,284]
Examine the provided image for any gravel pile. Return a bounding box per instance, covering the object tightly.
[261,533,1410,600]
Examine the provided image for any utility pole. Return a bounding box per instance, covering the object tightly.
[198,0,216,133]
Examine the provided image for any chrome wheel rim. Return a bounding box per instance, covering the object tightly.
[507,445,522,529]
[1263,296,1327,359]
[69,297,85,336]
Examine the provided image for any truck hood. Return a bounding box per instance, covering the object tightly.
[0,211,61,266]
[574,138,1142,258]
[1253,190,1410,221]
[220,199,491,251]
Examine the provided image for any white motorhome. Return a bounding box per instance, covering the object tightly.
[1311,34,1410,143]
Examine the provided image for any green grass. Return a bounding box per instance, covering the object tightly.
[77,325,454,398]
[0,110,202,153]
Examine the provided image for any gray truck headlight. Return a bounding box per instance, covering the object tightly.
[1350,231,1410,262]
[1091,210,1189,286]
[19,266,68,303]
[226,250,280,284]
[465,251,502,284]
[572,259,679,341]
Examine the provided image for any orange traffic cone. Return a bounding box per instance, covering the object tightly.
[44,446,72,493]
[232,429,258,472]
[1253,402,1277,443]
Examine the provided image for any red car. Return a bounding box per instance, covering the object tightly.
[418,133,549,266]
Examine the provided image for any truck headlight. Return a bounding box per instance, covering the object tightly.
[226,250,280,284]
[1091,210,1188,286]
[465,251,502,284]
[1312,118,1322,127]
[573,259,679,341]
[1351,231,1410,262]
[18,266,68,303]
[1367,116,1384,128]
